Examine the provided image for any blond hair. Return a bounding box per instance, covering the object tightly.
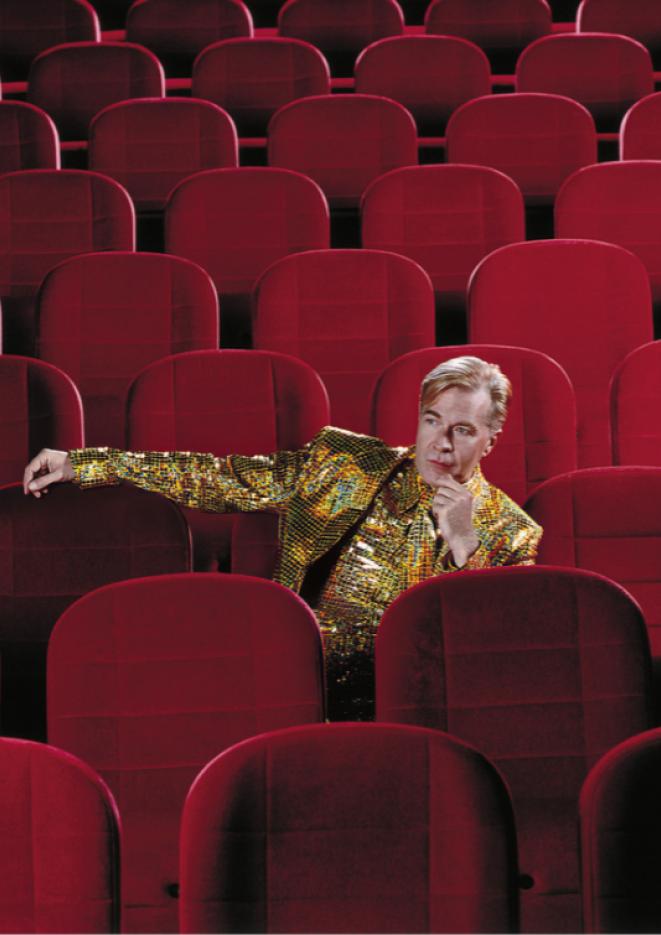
[420,356,511,432]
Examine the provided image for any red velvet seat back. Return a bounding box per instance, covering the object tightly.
[165,167,329,346]
[0,169,135,355]
[254,249,434,433]
[371,344,577,505]
[578,0,661,66]
[0,737,120,933]
[620,92,661,159]
[556,162,661,307]
[89,98,238,213]
[0,0,99,83]
[579,728,661,933]
[611,341,661,466]
[468,239,653,467]
[180,723,519,934]
[0,482,191,741]
[48,573,324,934]
[446,93,597,206]
[376,566,652,933]
[0,356,83,487]
[0,101,60,172]
[37,251,219,447]
[192,37,330,138]
[361,164,524,321]
[268,94,418,210]
[516,33,654,131]
[126,0,253,77]
[28,41,165,142]
[354,35,491,136]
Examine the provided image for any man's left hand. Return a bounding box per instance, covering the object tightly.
[431,476,480,567]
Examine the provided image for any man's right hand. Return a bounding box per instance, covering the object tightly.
[23,449,75,498]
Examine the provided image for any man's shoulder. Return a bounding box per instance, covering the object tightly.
[309,426,409,464]
[479,474,542,536]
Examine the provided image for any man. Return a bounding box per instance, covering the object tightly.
[23,355,542,720]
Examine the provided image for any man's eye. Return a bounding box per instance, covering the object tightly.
[454,426,471,436]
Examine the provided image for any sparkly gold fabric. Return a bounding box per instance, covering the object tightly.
[70,427,542,720]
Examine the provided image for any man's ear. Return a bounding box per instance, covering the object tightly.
[482,430,499,458]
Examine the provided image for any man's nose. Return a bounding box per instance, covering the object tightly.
[433,430,452,451]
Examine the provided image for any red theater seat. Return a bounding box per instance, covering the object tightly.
[446,93,597,206]
[376,566,653,933]
[620,93,661,159]
[578,0,661,68]
[371,344,577,505]
[89,98,238,214]
[278,0,405,76]
[36,252,219,447]
[180,723,519,934]
[126,0,253,78]
[253,249,434,434]
[0,737,119,934]
[580,728,661,934]
[268,94,418,210]
[192,37,330,139]
[0,101,60,172]
[354,35,492,137]
[165,167,329,346]
[516,33,654,131]
[0,356,83,488]
[611,341,661,466]
[468,239,653,467]
[48,572,324,934]
[28,41,165,143]
[0,169,135,356]
[127,349,329,573]
[0,481,191,741]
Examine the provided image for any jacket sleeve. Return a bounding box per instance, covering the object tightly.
[438,512,543,572]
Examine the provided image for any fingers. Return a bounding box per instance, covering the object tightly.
[23,453,51,495]
[26,470,61,497]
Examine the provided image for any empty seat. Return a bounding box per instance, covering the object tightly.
[580,728,661,934]
[516,33,654,131]
[371,344,577,505]
[36,252,219,447]
[611,341,661,466]
[48,572,324,933]
[0,169,135,356]
[127,349,330,573]
[578,0,661,68]
[0,737,120,933]
[468,239,653,467]
[268,94,418,210]
[180,722,519,933]
[89,98,238,214]
[354,35,491,137]
[165,167,329,345]
[28,41,165,143]
[376,565,653,933]
[0,101,60,172]
[253,249,434,433]
[620,93,661,159]
[446,93,597,206]
[126,0,253,77]
[0,356,83,488]
[278,0,405,76]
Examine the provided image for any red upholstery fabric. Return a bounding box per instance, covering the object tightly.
[127,349,329,572]
[0,0,99,83]
[0,737,120,933]
[278,0,405,75]
[268,94,418,210]
[361,164,525,321]
[376,565,653,934]
[192,37,330,138]
[468,239,653,467]
[354,35,492,137]
[180,723,519,934]
[579,728,661,933]
[371,344,577,504]
[48,572,324,934]
[126,0,253,77]
[611,341,661,466]
[28,41,165,142]
[253,249,434,433]
[0,169,135,356]
[516,33,654,131]
[0,481,191,741]
[37,251,219,447]
[556,162,661,309]
[0,356,83,487]
[446,93,597,206]
[0,101,59,172]
[578,0,661,67]
[164,167,329,346]
[620,93,661,159]
[89,98,238,213]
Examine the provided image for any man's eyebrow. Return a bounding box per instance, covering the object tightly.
[422,407,477,428]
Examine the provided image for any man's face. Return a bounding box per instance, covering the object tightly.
[415,386,497,486]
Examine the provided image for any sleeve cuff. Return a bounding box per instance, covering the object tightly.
[69,448,120,488]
